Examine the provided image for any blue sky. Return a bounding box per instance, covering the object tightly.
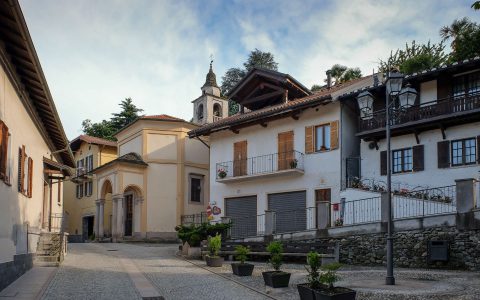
[19,0,479,139]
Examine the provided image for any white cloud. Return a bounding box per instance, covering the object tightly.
[18,0,479,138]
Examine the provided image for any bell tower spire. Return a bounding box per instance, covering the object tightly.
[192,58,228,125]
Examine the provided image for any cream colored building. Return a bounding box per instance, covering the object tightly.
[93,115,210,241]
[0,0,75,290]
[63,135,117,242]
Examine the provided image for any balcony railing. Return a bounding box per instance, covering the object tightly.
[359,92,480,132]
[216,150,304,181]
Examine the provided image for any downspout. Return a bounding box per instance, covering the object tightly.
[195,136,210,149]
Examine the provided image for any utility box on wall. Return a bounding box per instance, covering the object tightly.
[427,240,449,263]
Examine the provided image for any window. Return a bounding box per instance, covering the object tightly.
[86,155,93,172]
[76,183,83,199]
[76,159,85,176]
[392,148,413,173]
[197,104,204,120]
[453,71,480,97]
[189,174,203,203]
[315,189,331,202]
[315,124,331,151]
[451,138,476,166]
[213,103,222,117]
[84,181,93,197]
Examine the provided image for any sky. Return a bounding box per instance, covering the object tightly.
[19,0,479,139]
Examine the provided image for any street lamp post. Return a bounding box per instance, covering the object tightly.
[357,69,417,286]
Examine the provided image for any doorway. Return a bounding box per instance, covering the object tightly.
[82,216,95,241]
[124,194,133,236]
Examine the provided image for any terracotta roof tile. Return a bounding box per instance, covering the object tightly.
[140,114,185,122]
[72,135,117,147]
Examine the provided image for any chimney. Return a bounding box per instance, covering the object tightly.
[326,70,332,88]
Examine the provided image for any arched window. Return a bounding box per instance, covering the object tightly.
[213,103,222,117]
[197,104,204,120]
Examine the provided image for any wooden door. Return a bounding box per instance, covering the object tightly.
[233,141,247,176]
[124,195,133,236]
[278,131,294,170]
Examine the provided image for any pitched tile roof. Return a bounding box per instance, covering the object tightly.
[70,134,117,152]
[188,75,373,138]
[92,152,147,173]
[140,114,185,122]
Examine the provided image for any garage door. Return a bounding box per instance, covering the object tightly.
[268,191,306,233]
[225,196,257,238]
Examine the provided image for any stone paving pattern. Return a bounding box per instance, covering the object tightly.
[39,243,480,300]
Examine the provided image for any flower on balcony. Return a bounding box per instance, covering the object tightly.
[289,159,298,169]
[334,218,343,227]
[217,168,227,179]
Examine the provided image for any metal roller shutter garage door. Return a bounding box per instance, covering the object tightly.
[225,196,257,238]
[268,191,306,233]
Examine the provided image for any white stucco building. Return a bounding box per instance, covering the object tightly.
[189,68,373,237]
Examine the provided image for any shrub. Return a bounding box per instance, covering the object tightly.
[305,252,321,289]
[266,241,283,271]
[175,222,231,247]
[319,262,342,290]
[207,233,222,257]
[235,245,250,264]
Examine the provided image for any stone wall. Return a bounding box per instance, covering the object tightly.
[318,226,480,271]
[0,253,34,292]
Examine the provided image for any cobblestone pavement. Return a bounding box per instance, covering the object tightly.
[41,243,270,300]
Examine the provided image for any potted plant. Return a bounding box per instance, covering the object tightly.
[262,241,291,288]
[297,252,321,300]
[205,233,224,267]
[314,262,356,300]
[290,159,298,169]
[231,245,255,276]
[334,218,343,227]
[217,168,227,179]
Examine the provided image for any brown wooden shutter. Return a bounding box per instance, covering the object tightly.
[305,126,314,154]
[233,141,247,176]
[437,141,450,168]
[27,157,33,197]
[380,150,387,175]
[330,120,339,150]
[0,121,4,179]
[412,145,424,171]
[278,131,294,170]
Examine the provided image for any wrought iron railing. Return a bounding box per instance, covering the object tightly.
[393,185,456,219]
[359,92,480,132]
[181,212,208,225]
[331,197,382,226]
[274,207,316,233]
[43,213,67,233]
[229,214,265,239]
[216,150,304,180]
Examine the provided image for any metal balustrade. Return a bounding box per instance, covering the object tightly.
[331,197,382,226]
[359,92,480,132]
[216,150,304,180]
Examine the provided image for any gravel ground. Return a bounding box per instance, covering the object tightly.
[198,259,480,300]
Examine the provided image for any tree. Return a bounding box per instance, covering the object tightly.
[472,1,480,10]
[311,84,323,92]
[379,40,448,74]
[329,64,348,84]
[81,98,143,141]
[110,98,144,130]
[243,48,279,72]
[220,49,279,115]
[340,68,362,83]
[317,64,362,88]
[441,18,480,62]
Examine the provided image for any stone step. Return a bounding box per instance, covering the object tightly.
[34,260,60,267]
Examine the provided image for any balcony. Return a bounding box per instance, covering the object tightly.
[216,150,304,183]
[358,92,480,139]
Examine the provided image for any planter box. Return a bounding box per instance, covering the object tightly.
[231,263,254,276]
[262,271,291,288]
[297,284,315,300]
[313,287,356,300]
[206,256,224,267]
